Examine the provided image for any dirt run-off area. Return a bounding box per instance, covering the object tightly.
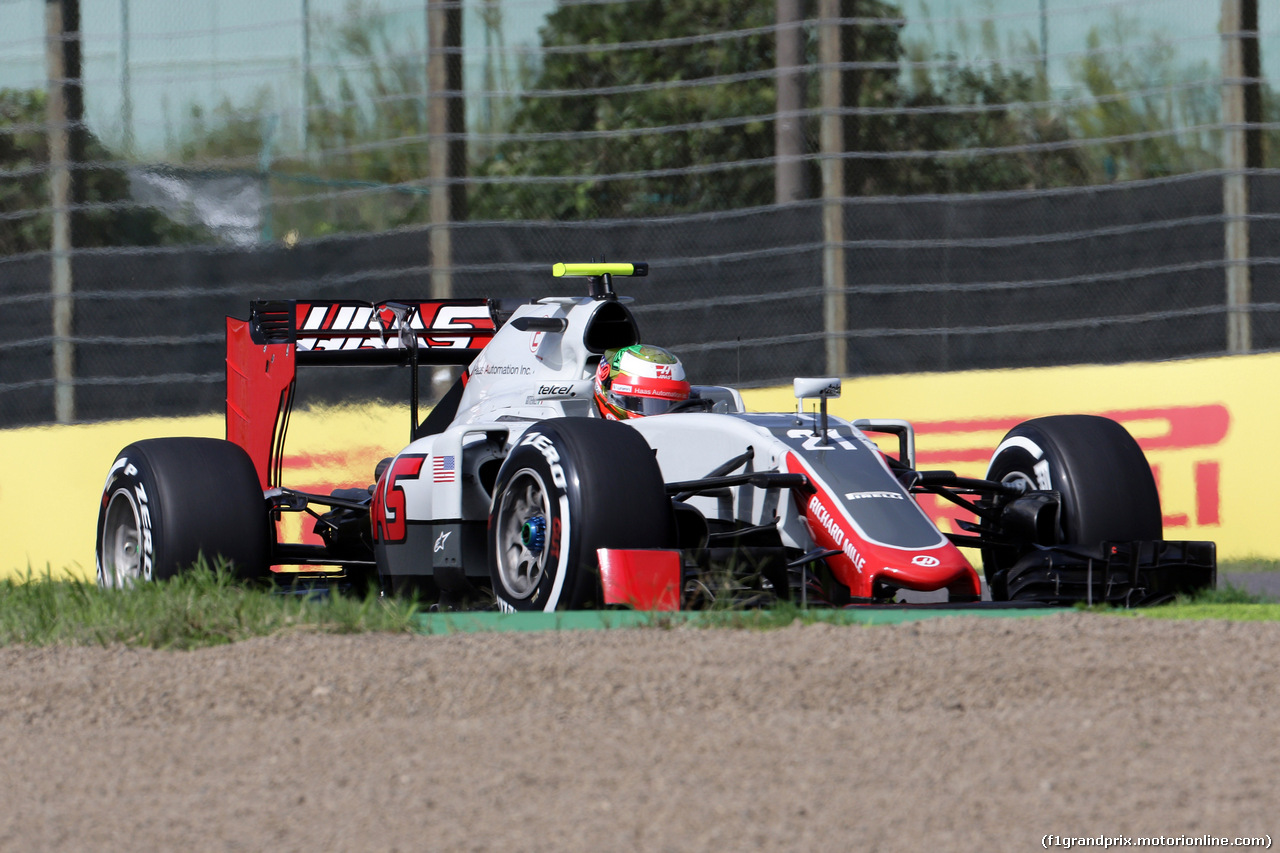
[0,612,1275,852]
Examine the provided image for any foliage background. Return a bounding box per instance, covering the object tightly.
[0,0,1277,426]
[5,0,1271,243]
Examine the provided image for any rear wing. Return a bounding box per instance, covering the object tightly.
[227,298,500,489]
[248,298,497,365]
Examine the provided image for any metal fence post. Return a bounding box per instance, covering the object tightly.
[820,0,846,378]
[45,0,80,423]
[428,0,465,398]
[775,0,804,205]
[1221,0,1259,354]
[428,0,453,305]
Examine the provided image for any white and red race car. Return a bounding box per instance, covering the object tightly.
[96,263,1215,609]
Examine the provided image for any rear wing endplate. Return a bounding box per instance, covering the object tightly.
[227,298,500,489]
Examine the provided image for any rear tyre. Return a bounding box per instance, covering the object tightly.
[96,438,270,588]
[982,415,1161,600]
[488,418,676,611]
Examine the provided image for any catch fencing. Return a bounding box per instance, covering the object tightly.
[1,0,1277,427]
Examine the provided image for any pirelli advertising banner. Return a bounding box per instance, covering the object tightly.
[0,352,1271,580]
[744,354,1257,562]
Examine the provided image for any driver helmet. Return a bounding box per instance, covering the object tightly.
[593,344,691,420]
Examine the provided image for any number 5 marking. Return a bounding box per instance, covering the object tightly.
[373,455,425,543]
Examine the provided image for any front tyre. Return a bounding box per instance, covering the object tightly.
[96,438,270,588]
[982,415,1162,599]
[488,418,676,611]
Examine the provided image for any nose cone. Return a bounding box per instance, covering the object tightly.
[872,551,982,597]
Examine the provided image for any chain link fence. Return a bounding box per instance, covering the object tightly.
[1,0,1278,426]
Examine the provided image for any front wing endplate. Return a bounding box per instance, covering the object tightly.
[1003,540,1217,607]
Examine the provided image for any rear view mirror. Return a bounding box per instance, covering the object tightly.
[793,377,841,400]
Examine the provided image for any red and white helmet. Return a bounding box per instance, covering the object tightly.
[593,344,691,420]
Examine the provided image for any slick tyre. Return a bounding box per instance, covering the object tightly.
[96,438,270,588]
[488,418,676,611]
[982,415,1161,600]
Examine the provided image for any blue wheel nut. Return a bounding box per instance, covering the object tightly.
[521,516,547,555]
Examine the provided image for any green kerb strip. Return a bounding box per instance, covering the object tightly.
[413,607,1071,634]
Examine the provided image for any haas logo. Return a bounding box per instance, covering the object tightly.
[912,555,940,567]
[655,364,674,379]
[298,301,493,352]
[596,359,611,382]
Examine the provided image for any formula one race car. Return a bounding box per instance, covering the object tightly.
[95,263,1216,609]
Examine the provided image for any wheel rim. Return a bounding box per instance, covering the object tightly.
[494,469,551,599]
[1000,471,1036,491]
[100,489,146,587]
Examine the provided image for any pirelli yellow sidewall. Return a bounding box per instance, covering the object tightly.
[0,353,1272,580]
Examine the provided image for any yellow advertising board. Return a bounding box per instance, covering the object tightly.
[0,352,1271,580]
[1,405,411,581]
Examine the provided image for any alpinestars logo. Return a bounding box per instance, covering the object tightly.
[296,301,493,352]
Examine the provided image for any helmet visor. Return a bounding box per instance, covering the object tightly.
[607,391,684,417]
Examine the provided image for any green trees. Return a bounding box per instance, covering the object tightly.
[1067,16,1218,180]
[7,4,1266,245]
[886,45,1092,194]
[0,88,198,254]
[0,88,50,255]
[468,0,1105,218]
[469,2,1270,218]
[169,6,434,240]
[471,0,787,219]
[293,6,433,234]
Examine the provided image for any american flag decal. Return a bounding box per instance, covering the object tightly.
[433,455,456,483]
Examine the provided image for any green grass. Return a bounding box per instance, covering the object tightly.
[666,601,832,631]
[3,555,1278,649]
[0,561,420,650]
[1096,579,1280,621]
[1132,603,1280,621]
[1219,558,1280,573]
[1143,576,1276,618]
